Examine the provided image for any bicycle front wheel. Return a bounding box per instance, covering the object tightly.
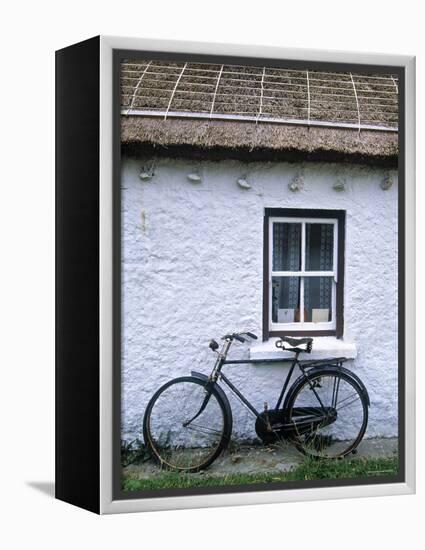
[143,376,231,472]
[286,369,368,459]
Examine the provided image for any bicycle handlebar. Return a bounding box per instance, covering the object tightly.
[209,331,258,357]
[222,331,258,343]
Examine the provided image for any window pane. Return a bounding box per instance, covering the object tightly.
[272,276,301,323]
[305,223,334,271]
[273,223,301,271]
[304,276,333,323]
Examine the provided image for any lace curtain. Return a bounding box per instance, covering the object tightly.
[273,222,333,322]
[273,224,301,320]
[305,223,333,318]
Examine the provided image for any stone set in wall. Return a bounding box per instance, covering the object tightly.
[121,157,398,443]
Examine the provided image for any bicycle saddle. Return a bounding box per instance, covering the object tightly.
[275,336,313,352]
[278,336,313,347]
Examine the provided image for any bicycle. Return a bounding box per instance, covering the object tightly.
[143,332,370,472]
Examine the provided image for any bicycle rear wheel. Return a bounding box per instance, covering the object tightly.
[143,376,231,472]
[286,369,368,459]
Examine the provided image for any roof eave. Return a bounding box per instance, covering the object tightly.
[121,117,398,167]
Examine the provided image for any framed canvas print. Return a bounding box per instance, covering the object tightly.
[55,36,415,514]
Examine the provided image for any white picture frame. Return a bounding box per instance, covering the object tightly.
[100,36,415,514]
[56,35,415,514]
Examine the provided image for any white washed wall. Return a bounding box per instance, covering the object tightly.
[121,157,398,443]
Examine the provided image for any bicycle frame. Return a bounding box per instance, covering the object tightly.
[207,338,313,419]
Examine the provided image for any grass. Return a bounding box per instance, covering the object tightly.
[121,438,150,467]
[122,455,398,492]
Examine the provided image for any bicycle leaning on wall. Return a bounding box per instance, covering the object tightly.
[143,332,370,472]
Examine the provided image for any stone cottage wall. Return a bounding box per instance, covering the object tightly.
[120,156,398,443]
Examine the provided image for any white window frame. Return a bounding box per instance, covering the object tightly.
[269,216,338,332]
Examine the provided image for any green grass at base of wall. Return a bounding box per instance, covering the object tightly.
[122,456,398,492]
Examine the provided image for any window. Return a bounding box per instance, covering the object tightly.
[263,209,345,339]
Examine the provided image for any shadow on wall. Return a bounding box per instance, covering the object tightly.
[26,481,55,498]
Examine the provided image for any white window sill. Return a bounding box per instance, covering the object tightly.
[249,337,357,361]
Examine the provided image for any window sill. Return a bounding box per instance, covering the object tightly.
[249,337,357,362]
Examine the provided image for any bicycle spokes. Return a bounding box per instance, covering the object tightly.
[288,371,368,458]
[145,378,228,471]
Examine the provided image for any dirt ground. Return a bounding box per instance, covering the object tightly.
[123,437,398,480]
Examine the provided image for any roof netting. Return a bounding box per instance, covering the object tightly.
[121,60,398,132]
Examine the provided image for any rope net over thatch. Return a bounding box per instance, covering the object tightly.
[120,59,399,165]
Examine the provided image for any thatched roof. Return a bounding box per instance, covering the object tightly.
[121,60,398,166]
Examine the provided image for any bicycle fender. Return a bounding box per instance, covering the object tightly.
[337,366,370,407]
[190,371,234,428]
[322,365,370,406]
[283,365,370,409]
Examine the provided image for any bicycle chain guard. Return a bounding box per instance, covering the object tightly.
[255,407,337,445]
[255,409,292,444]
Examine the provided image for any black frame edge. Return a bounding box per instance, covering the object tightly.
[55,35,101,514]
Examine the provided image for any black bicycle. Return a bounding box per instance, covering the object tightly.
[143,332,369,472]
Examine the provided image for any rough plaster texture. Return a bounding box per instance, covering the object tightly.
[121,157,398,443]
